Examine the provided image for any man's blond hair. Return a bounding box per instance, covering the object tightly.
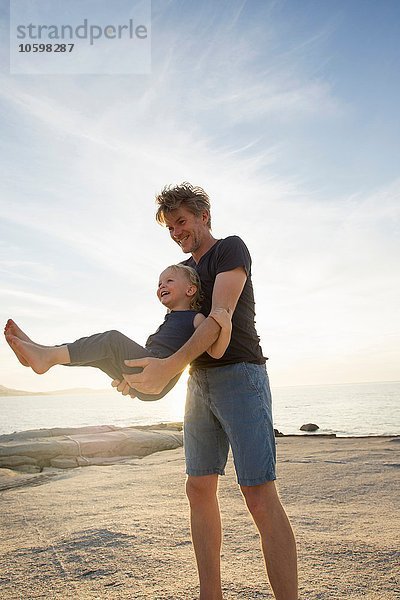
[155,182,211,229]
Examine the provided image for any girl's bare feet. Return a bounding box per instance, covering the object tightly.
[4,319,48,367]
[5,335,70,374]
[6,336,53,374]
[4,319,44,345]
[4,319,31,367]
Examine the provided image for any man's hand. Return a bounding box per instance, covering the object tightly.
[122,356,176,395]
[111,378,136,398]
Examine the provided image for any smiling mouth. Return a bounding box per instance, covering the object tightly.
[177,235,189,246]
[160,291,170,297]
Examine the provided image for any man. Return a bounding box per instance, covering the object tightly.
[114,183,298,600]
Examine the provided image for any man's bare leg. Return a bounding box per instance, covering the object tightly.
[5,335,70,374]
[186,474,223,600]
[241,481,298,600]
[4,319,47,366]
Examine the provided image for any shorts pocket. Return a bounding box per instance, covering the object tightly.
[241,363,267,398]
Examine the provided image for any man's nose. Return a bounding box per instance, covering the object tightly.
[172,226,182,238]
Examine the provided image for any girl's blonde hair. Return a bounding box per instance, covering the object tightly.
[166,264,203,311]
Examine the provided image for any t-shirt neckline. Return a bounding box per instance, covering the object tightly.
[194,238,222,265]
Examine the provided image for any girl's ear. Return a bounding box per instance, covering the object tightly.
[186,285,197,298]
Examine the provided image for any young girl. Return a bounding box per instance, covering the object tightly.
[4,264,232,401]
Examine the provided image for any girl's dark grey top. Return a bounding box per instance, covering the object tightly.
[145,310,198,358]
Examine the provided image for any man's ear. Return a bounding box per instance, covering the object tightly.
[201,210,209,224]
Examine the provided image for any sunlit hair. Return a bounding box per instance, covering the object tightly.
[155,182,212,229]
[164,264,203,311]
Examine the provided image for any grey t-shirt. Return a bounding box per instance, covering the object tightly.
[182,235,266,368]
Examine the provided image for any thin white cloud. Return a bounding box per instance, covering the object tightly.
[0,259,56,282]
[1,288,82,311]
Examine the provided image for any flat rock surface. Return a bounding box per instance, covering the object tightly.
[0,424,183,470]
[0,436,399,599]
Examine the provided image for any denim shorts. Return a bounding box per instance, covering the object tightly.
[184,362,276,486]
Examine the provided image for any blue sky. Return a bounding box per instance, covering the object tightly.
[0,0,399,391]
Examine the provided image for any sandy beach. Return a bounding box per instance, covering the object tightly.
[1,434,399,599]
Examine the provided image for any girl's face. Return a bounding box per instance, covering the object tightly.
[157,267,195,310]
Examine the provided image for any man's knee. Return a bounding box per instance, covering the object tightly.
[186,474,218,507]
[240,480,279,518]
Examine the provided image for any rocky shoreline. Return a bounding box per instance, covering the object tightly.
[1,421,397,484]
[0,423,183,477]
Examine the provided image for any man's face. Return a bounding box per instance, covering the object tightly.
[164,207,209,255]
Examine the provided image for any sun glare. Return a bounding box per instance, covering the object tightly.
[164,367,189,421]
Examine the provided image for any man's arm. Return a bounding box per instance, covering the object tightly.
[206,307,232,359]
[116,267,247,395]
[193,308,232,359]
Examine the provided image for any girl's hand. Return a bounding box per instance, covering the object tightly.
[209,307,232,329]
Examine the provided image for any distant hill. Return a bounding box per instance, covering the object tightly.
[0,385,45,397]
[0,385,107,397]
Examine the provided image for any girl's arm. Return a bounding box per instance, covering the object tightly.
[193,308,232,359]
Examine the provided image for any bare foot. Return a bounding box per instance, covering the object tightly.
[4,323,29,367]
[4,319,49,367]
[6,335,53,374]
[4,319,38,344]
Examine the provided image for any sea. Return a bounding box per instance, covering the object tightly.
[0,380,399,438]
